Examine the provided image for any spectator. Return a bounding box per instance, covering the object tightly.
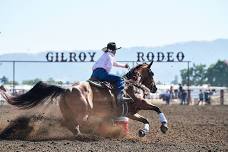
[169,86,174,103]
[174,89,178,99]
[198,89,204,105]
[160,91,170,104]
[178,84,185,105]
[204,90,210,104]
[180,89,187,105]
[160,89,172,105]
[178,84,183,99]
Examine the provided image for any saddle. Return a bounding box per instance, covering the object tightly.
[87,79,129,116]
[87,79,115,91]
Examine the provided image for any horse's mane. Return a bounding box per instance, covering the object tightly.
[124,63,147,79]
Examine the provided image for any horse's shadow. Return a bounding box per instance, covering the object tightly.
[0,116,108,142]
[0,116,33,140]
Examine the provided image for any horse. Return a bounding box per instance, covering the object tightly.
[0,61,168,137]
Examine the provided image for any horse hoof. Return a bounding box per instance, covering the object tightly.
[160,123,168,134]
[138,129,146,137]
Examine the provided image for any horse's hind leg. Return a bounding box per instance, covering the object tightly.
[59,96,81,135]
[61,87,89,135]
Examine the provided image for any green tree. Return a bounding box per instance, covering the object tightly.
[192,64,207,85]
[0,76,9,84]
[6,81,19,85]
[22,78,41,85]
[180,67,194,85]
[206,60,228,87]
[56,81,63,85]
[171,75,179,84]
[180,64,207,85]
[65,81,71,85]
[180,60,228,87]
[47,77,56,84]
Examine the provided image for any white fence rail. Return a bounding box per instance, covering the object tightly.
[0,84,227,105]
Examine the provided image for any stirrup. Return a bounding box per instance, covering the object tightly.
[120,102,128,116]
[117,94,131,103]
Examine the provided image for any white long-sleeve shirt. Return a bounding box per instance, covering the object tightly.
[92,52,125,73]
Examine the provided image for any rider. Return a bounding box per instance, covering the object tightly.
[91,42,130,105]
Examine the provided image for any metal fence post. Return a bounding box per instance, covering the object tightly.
[13,61,16,95]
[187,89,191,105]
[220,89,224,105]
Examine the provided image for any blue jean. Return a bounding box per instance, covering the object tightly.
[91,68,124,95]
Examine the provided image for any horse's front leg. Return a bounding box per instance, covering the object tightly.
[128,113,150,137]
[140,99,168,134]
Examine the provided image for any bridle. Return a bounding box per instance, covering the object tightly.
[124,65,142,82]
[123,64,152,96]
[141,68,155,88]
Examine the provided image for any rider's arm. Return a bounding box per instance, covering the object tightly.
[113,61,126,68]
[107,53,126,68]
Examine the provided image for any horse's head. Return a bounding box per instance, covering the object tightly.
[124,61,157,93]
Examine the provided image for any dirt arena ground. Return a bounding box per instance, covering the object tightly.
[0,103,227,152]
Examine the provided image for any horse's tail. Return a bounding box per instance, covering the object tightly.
[1,81,66,109]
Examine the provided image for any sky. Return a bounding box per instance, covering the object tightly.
[0,0,228,54]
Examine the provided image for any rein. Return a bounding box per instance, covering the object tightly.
[124,79,150,96]
[123,65,151,97]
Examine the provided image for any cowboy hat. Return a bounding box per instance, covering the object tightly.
[102,42,122,51]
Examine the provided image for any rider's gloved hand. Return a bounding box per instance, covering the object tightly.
[125,64,129,68]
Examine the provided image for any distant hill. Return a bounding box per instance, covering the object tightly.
[0,39,228,84]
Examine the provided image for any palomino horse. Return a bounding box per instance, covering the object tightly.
[0,62,168,137]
